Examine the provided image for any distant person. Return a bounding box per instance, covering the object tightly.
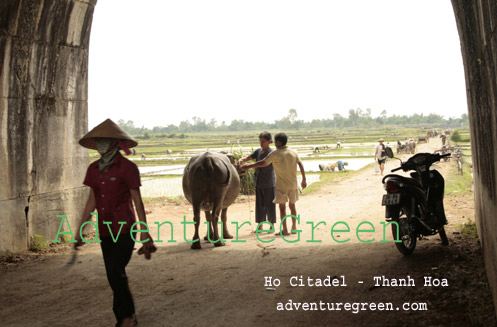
[319,162,337,172]
[75,119,156,327]
[375,138,387,176]
[241,132,307,236]
[336,140,341,149]
[440,133,447,146]
[238,132,276,232]
[336,160,348,171]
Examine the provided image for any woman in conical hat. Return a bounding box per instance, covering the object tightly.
[75,118,155,327]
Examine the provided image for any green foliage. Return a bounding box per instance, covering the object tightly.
[58,234,72,244]
[240,171,255,195]
[451,129,470,143]
[107,127,442,162]
[29,234,49,252]
[460,219,479,244]
[136,132,151,140]
[231,148,256,195]
[451,130,462,142]
[445,161,473,196]
[116,111,469,135]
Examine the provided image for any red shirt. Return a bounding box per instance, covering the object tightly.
[83,152,141,238]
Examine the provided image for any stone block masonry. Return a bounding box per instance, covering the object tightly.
[0,0,96,253]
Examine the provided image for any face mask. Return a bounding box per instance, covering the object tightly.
[95,138,115,155]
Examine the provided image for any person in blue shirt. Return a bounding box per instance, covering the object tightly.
[238,132,276,232]
[336,160,348,171]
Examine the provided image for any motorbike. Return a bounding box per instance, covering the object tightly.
[381,150,451,255]
[437,145,451,162]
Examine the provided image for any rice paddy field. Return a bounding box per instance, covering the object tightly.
[87,127,472,198]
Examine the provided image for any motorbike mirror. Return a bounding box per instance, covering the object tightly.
[385,146,394,159]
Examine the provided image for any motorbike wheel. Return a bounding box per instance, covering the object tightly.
[439,226,449,246]
[392,206,417,255]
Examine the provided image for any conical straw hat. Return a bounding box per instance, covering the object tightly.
[79,118,138,150]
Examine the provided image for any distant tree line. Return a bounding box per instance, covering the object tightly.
[117,109,469,136]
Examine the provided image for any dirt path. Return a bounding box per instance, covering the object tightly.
[1,138,495,326]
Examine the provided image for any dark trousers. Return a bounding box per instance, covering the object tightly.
[255,187,276,223]
[100,232,135,324]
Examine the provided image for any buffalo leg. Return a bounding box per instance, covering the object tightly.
[191,205,202,250]
[204,211,215,241]
[211,203,225,247]
[221,208,233,239]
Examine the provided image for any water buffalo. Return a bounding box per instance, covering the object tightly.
[408,140,416,154]
[182,152,241,249]
[418,136,428,144]
[397,140,416,154]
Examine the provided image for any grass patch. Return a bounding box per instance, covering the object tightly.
[301,170,355,195]
[300,154,374,160]
[458,218,480,244]
[90,157,189,166]
[29,234,49,252]
[445,162,473,196]
[86,127,430,158]
[302,159,381,195]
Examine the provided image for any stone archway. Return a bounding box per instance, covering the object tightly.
[451,0,497,311]
[0,0,94,252]
[1,0,497,315]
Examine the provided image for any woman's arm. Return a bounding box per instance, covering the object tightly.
[130,188,156,259]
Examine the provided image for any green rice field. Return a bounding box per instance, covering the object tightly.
[87,127,471,198]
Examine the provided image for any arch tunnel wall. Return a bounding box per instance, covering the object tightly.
[0,0,94,252]
[451,0,497,313]
[1,0,497,314]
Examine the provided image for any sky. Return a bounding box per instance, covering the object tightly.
[88,0,468,129]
